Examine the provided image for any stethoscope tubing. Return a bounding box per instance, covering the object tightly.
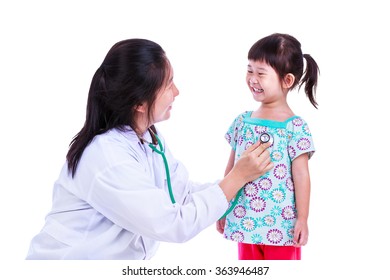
[148,134,176,204]
[219,188,243,219]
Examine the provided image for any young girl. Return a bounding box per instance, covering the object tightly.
[217,33,319,260]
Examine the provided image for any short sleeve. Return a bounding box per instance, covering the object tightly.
[287,117,315,161]
[224,111,250,151]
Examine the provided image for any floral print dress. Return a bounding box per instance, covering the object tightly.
[223,111,315,246]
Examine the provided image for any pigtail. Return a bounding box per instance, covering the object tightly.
[299,54,320,109]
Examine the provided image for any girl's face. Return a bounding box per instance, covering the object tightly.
[246,60,285,105]
[152,64,179,124]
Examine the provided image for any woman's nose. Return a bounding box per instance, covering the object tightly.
[173,83,179,97]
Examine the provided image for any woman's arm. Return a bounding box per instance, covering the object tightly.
[292,153,311,246]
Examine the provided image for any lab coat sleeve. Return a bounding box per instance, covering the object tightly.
[86,160,229,243]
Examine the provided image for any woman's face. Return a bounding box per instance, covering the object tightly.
[152,63,179,124]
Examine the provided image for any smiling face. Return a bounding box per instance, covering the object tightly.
[134,61,180,134]
[151,63,179,124]
[246,59,286,105]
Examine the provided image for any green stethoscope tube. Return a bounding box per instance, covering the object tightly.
[148,134,176,204]
[219,187,243,219]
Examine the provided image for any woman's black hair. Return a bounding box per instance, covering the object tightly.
[66,39,169,177]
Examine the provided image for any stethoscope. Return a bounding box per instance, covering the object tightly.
[140,129,273,209]
[220,132,273,219]
[139,128,176,204]
[259,132,273,146]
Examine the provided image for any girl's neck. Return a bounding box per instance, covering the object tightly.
[252,102,294,121]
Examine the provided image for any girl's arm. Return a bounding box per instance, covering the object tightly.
[224,149,236,177]
[216,149,235,234]
[292,153,311,246]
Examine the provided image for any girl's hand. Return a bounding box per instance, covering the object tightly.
[293,219,309,247]
[216,217,226,234]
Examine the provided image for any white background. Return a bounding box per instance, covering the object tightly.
[1,0,389,278]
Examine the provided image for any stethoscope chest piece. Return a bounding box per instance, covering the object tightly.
[259,132,273,145]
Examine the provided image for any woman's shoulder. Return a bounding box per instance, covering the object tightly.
[86,127,141,157]
[95,127,137,143]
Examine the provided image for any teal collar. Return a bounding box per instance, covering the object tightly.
[243,112,299,129]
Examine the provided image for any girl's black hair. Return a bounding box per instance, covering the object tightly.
[66,39,169,177]
[248,33,319,108]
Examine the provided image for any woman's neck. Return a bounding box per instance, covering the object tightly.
[134,112,152,136]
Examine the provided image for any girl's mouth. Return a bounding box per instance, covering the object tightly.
[252,86,264,93]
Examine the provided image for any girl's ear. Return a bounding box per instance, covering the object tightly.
[283,73,295,89]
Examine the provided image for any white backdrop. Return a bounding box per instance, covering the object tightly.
[1,0,389,279]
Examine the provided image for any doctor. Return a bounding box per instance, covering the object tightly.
[26,39,273,260]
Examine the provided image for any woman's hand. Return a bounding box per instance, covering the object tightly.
[234,141,273,183]
[219,142,273,201]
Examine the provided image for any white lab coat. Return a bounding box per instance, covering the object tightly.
[26,127,228,259]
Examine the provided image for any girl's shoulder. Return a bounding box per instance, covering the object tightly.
[234,110,252,122]
[285,116,309,126]
[285,116,313,135]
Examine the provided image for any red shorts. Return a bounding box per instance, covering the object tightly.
[238,243,301,260]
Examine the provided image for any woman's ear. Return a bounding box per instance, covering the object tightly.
[135,103,147,113]
[283,73,295,89]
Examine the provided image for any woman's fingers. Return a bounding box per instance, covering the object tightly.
[244,140,261,153]
[236,142,272,182]
[249,142,273,173]
[242,141,271,159]
[258,147,272,167]
[253,141,271,157]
